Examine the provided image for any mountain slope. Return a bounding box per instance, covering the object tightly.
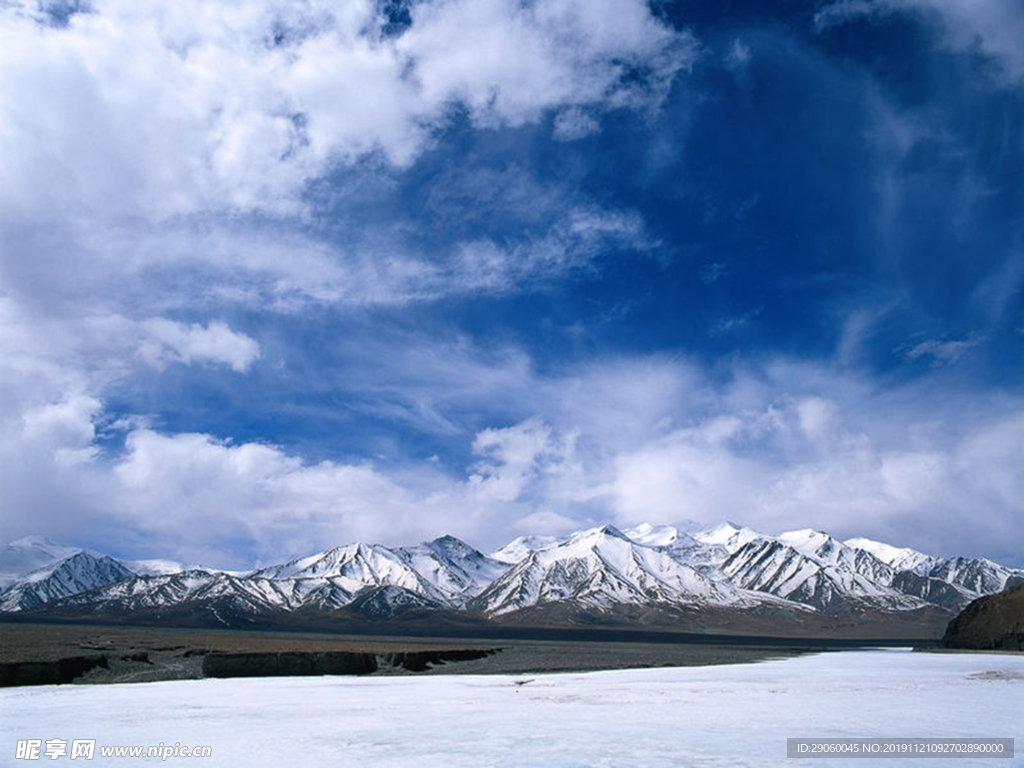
[490,534,563,565]
[2,523,1020,635]
[0,552,137,612]
[397,536,509,603]
[471,525,743,616]
[719,535,916,613]
[0,537,85,590]
[843,537,938,573]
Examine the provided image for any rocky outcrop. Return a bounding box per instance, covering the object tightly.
[941,584,1024,651]
[0,655,109,687]
[0,645,503,687]
[377,648,498,672]
[201,651,379,678]
[200,648,500,678]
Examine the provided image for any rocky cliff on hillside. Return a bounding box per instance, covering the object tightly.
[941,583,1024,651]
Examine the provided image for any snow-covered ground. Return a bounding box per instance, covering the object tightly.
[1,649,1021,766]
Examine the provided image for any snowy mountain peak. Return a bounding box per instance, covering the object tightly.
[844,537,936,572]
[490,534,563,564]
[423,535,477,558]
[569,524,630,544]
[777,529,849,564]
[0,551,136,612]
[471,523,742,616]
[1,537,84,589]
[692,522,761,553]
[123,558,190,577]
[3,523,1020,624]
[623,523,679,547]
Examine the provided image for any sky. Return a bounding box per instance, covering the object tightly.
[0,0,1021,570]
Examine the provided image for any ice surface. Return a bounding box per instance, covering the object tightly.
[1,649,1021,767]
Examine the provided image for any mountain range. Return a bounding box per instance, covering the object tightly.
[2,523,1021,638]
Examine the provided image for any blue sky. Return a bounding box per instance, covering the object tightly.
[0,0,1021,568]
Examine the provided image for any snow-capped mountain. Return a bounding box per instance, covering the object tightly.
[719,533,914,613]
[247,536,509,609]
[249,542,450,604]
[56,569,267,613]
[843,537,939,573]
[0,551,137,612]
[470,525,742,615]
[122,558,192,577]
[490,534,564,564]
[344,585,446,618]
[397,535,510,602]
[0,536,86,589]
[692,522,763,555]
[842,539,1023,609]
[1,523,1020,632]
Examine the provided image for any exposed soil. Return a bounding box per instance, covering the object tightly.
[0,621,829,687]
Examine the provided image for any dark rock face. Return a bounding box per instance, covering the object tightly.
[202,651,379,678]
[892,571,971,610]
[378,648,498,672]
[345,586,444,617]
[0,646,503,687]
[941,584,1024,651]
[0,655,109,687]
[201,648,500,677]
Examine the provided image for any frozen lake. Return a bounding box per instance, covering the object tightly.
[2,649,1021,766]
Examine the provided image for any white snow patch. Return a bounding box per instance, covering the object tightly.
[490,534,563,564]
[844,537,937,572]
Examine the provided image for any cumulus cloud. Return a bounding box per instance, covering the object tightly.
[0,298,259,396]
[468,417,580,504]
[0,0,679,420]
[2,339,1022,564]
[0,295,264,561]
[1,0,1019,571]
[0,0,695,223]
[111,429,440,563]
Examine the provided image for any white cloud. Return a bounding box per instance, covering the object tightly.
[2,332,1022,564]
[553,107,600,141]
[468,417,579,504]
[138,319,260,372]
[904,337,980,366]
[111,429,440,561]
[0,293,265,560]
[813,0,881,31]
[0,0,675,369]
[403,0,693,126]
[724,38,751,71]
[0,0,694,224]
[0,295,259,398]
[815,0,1024,85]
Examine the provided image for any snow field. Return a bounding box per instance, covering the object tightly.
[1,649,1021,767]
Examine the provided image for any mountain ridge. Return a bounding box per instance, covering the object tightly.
[2,524,1020,636]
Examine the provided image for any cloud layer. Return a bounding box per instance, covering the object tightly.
[1,0,1020,569]
[3,333,1020,567]
[1,0,694,221]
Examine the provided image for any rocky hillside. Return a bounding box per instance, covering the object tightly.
[941,584,1024,651]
